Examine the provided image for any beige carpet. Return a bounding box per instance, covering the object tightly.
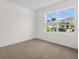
[0,38,78,59]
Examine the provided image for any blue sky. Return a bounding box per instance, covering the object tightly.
[46,8,74,21]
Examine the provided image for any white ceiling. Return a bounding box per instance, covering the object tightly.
[6,0,65,10]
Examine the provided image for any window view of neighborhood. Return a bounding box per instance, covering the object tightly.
[45,8,75,32]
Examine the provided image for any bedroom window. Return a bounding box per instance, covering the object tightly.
[45,8,75,32]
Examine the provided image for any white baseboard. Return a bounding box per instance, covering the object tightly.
[0,36,34,48]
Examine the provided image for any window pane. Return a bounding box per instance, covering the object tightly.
[58,8,75,32]
[46,12,57,32]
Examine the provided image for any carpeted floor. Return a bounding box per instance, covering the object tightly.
[0,38,78,59]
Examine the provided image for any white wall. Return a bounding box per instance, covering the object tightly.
[35,0,78,49]
[0,0,35,47]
